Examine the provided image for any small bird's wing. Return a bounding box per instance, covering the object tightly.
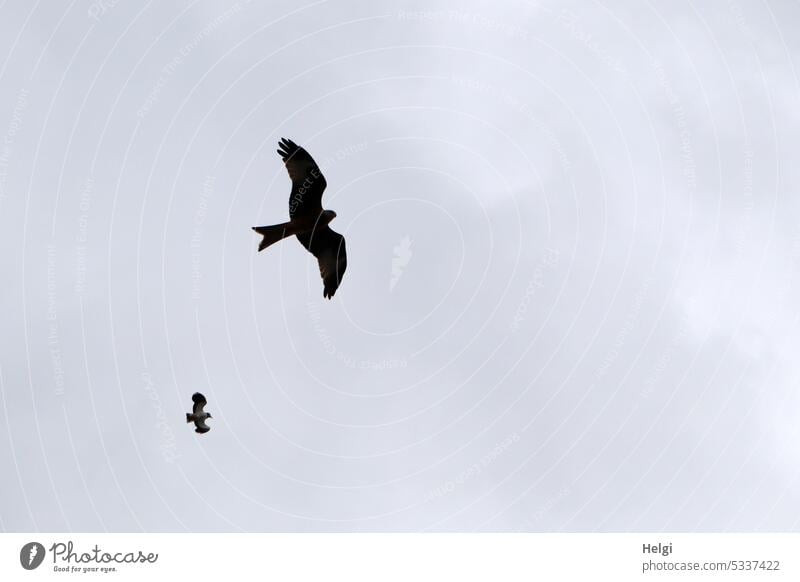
[192,392,207,416]
[277,138,327,219]
[296,226,347,299]
[194,419,210,434]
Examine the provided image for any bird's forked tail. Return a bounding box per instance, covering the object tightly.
[252,222,296,252]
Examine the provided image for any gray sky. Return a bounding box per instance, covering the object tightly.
[1,0,799,532]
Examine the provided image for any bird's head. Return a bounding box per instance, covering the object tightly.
[207,413,213,419]
[321,209,337,223]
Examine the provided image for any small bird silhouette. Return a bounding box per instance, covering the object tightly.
[252,138,347,299]
[186,392,212,434]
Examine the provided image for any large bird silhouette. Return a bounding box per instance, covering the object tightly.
[252,138,347,299]
[186,392,212,434]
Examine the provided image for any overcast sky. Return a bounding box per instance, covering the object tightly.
[1,0,799,532]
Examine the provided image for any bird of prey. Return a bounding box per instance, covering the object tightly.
[186,392,212,434]
[252,138,348,299]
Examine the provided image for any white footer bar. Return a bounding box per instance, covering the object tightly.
[1,534,797,581]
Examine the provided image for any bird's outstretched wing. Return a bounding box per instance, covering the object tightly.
[277,138,327,219]
[195,420,210,434]
[192,392,207,416]
[296,226,347,299]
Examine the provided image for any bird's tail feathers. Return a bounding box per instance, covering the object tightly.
[186,413,193,423]
[252,222,296,252]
